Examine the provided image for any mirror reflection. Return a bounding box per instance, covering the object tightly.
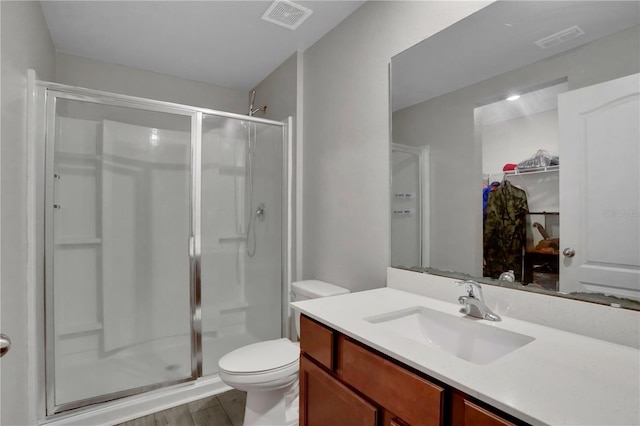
[390,1,640,308]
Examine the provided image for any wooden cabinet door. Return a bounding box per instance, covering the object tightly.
[451,391,518,426]
[300,315,335,370]
[300,354,378,426]
[337,336,444,426]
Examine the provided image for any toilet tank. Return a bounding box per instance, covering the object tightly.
[291,280,350,338]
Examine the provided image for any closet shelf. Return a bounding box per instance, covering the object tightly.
[485,165,559,181]
[504,165,559,176]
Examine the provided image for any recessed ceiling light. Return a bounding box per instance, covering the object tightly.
[506,94,521,101]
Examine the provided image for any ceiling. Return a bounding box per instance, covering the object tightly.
[41,0,366,91]
[479,81,568,126]
[392,1,640,111]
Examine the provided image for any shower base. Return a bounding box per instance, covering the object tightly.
[49,331,260,424]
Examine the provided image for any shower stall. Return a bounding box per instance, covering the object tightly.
[391,144,427,268]
[33,79,291,418]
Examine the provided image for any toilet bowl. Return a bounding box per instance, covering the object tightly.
[218,280,350,426]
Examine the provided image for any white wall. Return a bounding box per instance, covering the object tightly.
[302,1,491,292]
[0,2,55,424]
[393,25,640,277]
[481,110,559,174]
[55,52,247,113]
[252,52,298,124]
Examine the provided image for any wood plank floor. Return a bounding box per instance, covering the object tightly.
[116,390,246,426]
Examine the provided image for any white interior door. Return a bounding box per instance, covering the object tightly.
[559,73,640,299]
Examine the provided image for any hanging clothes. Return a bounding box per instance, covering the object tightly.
[483,180,529,279]
[482,181,500,219]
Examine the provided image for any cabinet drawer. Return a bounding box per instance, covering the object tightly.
[300,354,378,426]
[337,335,444,426]
[300,315,335,370]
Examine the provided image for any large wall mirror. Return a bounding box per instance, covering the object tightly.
[390,1,640,309]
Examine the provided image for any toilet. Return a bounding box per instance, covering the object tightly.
[218,280,350,426]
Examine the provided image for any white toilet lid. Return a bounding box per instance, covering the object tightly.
[219,338,300,374]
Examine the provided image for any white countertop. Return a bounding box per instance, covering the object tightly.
[291,287,640,426]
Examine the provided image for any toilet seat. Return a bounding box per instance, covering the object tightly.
[219,338,299,374]
[219,338,300,391]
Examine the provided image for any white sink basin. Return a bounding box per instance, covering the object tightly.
[365,306,534,365]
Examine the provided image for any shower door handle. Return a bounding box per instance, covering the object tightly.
[0,334,11,358]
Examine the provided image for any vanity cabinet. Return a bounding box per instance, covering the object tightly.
[299,315,525,426]
[299,355,378,426]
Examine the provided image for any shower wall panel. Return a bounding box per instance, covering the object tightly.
[101,120,190,352]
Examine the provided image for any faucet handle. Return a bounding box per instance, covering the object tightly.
[457,280,483,299]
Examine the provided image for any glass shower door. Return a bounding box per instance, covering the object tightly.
[391,146,423,268]
[200,114,284,375]
[46,95,195,412]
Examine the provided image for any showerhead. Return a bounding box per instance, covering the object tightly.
[248,90,268,116]
[249,90,256,114]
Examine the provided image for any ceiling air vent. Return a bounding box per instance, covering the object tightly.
[535,25,585,49]
[261,0,313,30]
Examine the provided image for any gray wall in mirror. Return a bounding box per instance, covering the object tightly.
[391,1,640,307]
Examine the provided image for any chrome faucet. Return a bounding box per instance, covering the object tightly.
[457,280,501,321]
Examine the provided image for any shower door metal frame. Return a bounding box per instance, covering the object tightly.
[37,81,290,417]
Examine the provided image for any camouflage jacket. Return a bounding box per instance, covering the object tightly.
[483,180,529,279]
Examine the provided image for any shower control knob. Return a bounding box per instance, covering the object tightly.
[256,203,266,221]
[563,247,576,258]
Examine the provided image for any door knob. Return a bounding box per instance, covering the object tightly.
[563,248,576,258]
[0,334,11,358]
